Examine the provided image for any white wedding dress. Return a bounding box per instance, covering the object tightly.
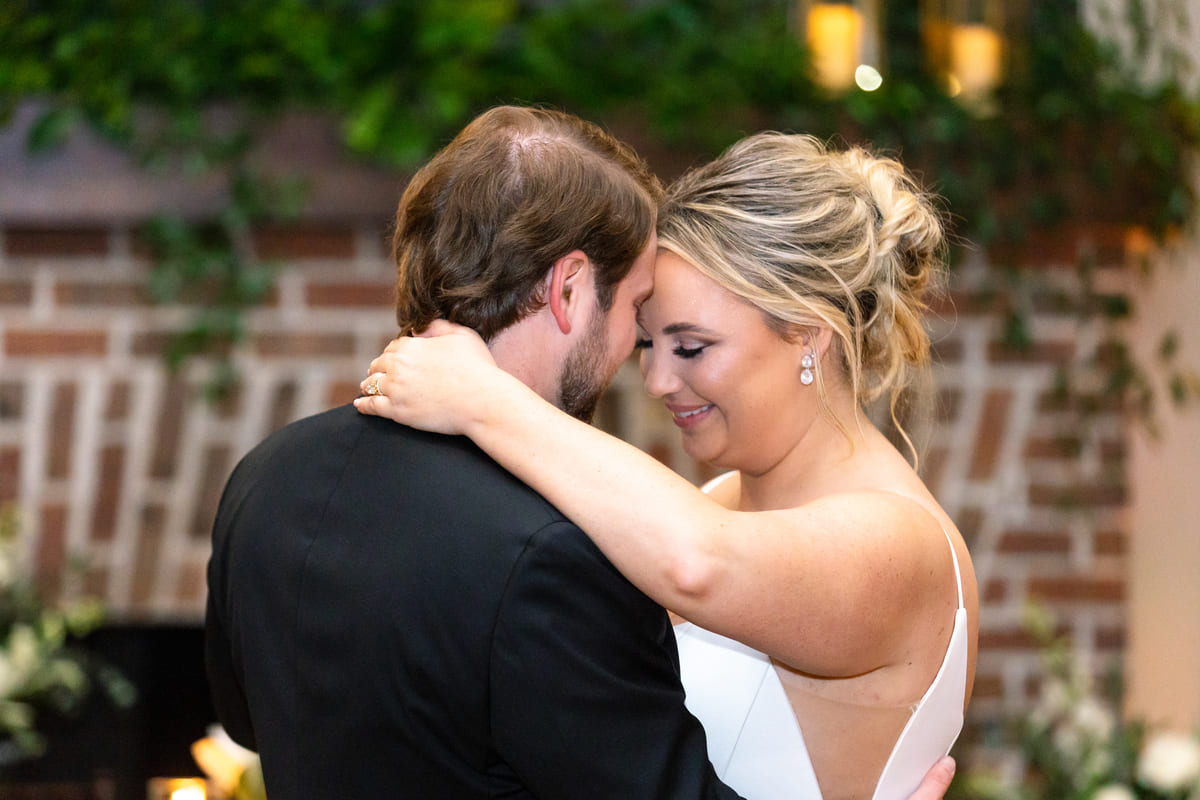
[674,498,969,800]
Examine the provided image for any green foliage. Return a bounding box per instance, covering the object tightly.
[959,603,1200,800]
[1,1,1197,399]
[0,504,136,760]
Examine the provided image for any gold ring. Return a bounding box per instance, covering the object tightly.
[365,378,380,396]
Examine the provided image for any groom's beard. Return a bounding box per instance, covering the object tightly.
[557,310,612,424]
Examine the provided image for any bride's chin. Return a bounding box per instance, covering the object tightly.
[680,436,720,467]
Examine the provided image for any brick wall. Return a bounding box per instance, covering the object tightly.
[0,217,1133,730]
[0,151,1142,758]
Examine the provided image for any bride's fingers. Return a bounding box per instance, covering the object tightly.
[359,371,387,398]
[353,393,386,416]
[367,349,401,376]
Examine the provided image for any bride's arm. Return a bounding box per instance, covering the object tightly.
[355,326,937,673]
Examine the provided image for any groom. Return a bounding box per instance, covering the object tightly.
[205,105,956,798]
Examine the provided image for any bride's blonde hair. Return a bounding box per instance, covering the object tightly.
[657,133,946,456]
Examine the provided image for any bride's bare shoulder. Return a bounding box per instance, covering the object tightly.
[700,470,740,508]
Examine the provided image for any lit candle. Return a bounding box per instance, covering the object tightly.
[806,3,864,91]
[148,777,208,800]
[168,778,207,800]
[948,23,1003,97]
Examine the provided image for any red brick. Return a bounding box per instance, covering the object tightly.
[211,382,244,419]
[1028,576,1124,603]
[5,226,109,257]
[190,445,231,539]
[305,281,395,308]
[930,337,963,363]
[1030,289,1079,315]
[998,530,1071,554]
[927,289,994,317]
[955,507,983,543]
[82,565,109,599]
[46,381,77,479]
[919,446,948,495]
[1096,626,1126,649]
[1099,438,1126,461]
[969,389,1012,479]
[970,673,1004,699]
[91,445,124,542]
[982,578,1007,603]
[105,382,131,421]
[1036,388,1128,412]
[0,447,19,502]
[131,504,165,607]
[150,380,186,479]
[1028,482,1126,507]
[176,559,207,605]
[978,628,1040,650]
[0,382,22,419]
[988,339,1075,364]
[268,382,298,433]
[327,379,364,407]
[253,332,355,357]
[5,329,108,357]
[253,224,357,260]
[935,389,962,423]
[37,504,67,601]
[1094,529,1126,556]
[0,279,33,305]
[54,281,150,306]
[986,222,1130,267]
[130,330,167,358]
[1023,436,1082,460]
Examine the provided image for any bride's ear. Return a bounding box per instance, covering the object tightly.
[547,250,591,334]
[811,326,834,360]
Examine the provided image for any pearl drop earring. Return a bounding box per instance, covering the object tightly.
[800,347,815,386]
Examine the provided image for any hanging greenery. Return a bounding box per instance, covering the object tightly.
[1,0,1197,402]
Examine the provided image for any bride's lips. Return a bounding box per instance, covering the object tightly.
[666,403,714,429]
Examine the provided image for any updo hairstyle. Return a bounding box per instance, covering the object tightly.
[656,132,946,445]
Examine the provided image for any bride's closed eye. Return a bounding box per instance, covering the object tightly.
[672,344,707,359]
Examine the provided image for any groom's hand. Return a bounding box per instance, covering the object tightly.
[908,757,955,800]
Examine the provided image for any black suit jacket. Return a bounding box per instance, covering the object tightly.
[206,404,742,799]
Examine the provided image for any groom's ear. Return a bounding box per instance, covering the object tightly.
[547,250,591,335]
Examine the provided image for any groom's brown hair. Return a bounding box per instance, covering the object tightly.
[392,105,662,340]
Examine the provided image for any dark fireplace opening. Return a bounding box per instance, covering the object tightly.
[0,624,216,800]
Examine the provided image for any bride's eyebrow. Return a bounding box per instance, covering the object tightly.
[662,322,716,336]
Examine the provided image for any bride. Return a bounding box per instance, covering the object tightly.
[356,132,978,800]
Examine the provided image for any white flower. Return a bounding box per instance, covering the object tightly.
[1053,723,1086,767]
[5,625,41,686]
[1043,676,1075,712]
[1092,784,1137,800]
[1073,696,1117,741]
[1138,730,1200,793]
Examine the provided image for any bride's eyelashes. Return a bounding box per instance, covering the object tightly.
[672,344,706,359]
[633,337,708,359]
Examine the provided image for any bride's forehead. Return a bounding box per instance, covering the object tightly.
[648,254,740,304]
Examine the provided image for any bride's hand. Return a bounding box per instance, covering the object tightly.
[354,320,498,436]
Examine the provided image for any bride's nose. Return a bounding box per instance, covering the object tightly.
[640,349,682,398]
